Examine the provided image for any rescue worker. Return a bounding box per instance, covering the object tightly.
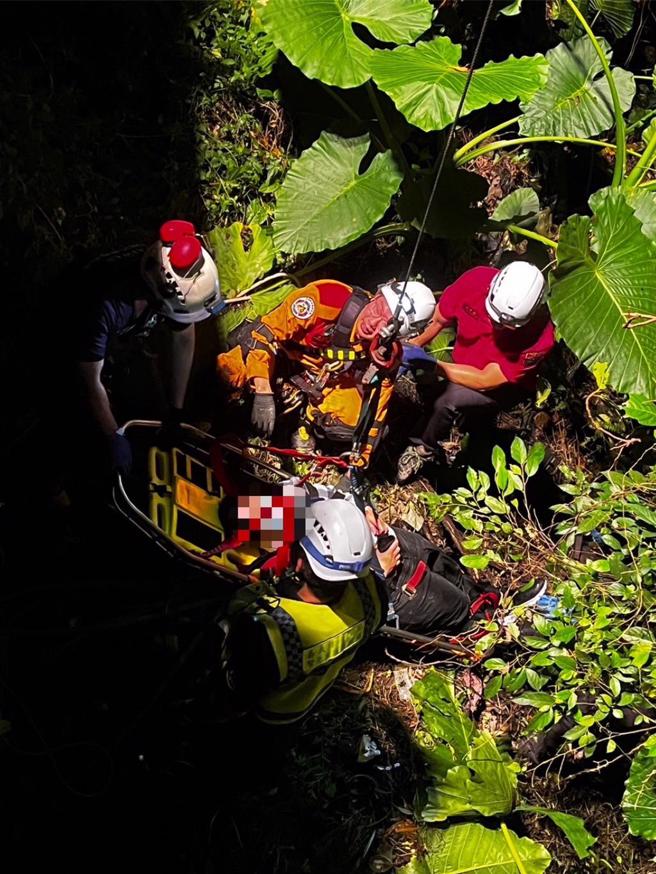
[216,279,436,467]
[75,220,223,473]
[366,508,500,635]
[397,261,555,483]
[223,498,387,723]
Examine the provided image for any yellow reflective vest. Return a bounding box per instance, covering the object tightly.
[231,573,385,724]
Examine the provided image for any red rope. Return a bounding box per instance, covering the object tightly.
[244,443,349,470]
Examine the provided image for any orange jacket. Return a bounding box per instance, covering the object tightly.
[217,280,394,467]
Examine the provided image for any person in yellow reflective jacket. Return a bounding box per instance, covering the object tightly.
[223,497,387,724]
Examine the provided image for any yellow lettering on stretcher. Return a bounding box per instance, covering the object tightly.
[302,622,365,673]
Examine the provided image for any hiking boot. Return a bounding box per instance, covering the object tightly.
[291,425,316,452]
[396,444,434,484]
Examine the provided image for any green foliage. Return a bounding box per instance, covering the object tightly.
[412,671,519,821]
[551,0,635,40]
[273,133,402,254]
[550,187,656,396]
[259,0,433,88]
[216,282,294,340]
[370,40,547,133]
[516,806,597,859]
[590,0,636,37]
[519,37,635,137]
[421,437,544,573]
[208,222,275,296]
[625,394,656,427]
[191,1,288,226]
[491,188,540,224]
[622,734,656,839]
[398,823,551,874]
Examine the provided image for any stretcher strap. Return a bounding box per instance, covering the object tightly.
[244,443,349,470]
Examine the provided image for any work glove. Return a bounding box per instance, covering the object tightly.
[157,406,185,450]
[251,393,276,438]
[399,344,436,375]
[108,430,133,475]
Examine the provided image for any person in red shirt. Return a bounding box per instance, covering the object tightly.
[396,261,555,484]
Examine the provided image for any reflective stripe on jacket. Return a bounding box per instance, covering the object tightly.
[234,572,384,724]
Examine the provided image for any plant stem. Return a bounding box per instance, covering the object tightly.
[501,823,529,874]
[564,0,626,186]
[507,224,558,250]
[453,115,522,162]
[294,223,413,278]
[366,81,411,176]
[634,75,654,81]
[626,107,656,135]
[455,136,632,166]
[626,125,656,187]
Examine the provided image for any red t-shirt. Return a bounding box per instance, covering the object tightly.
[438,266,555,389]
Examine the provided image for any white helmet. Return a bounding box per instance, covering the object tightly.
[299,499,374,582]
[379,280,436,338]
[485,262,545,328]
[141,220,224,324]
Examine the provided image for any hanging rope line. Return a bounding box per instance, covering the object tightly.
[393,0,497,321]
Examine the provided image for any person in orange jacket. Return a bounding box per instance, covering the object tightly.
[217,279,436,467]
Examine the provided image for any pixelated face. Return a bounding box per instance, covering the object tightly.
[355,294,394,341]
[235,486,310,550]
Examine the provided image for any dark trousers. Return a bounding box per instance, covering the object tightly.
[417,381,525,450]
[386,528,486,635]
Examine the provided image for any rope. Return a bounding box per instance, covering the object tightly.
[392,0,497,322]
[244,442,349,470]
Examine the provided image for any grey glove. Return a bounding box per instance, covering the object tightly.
[251,393,276,438]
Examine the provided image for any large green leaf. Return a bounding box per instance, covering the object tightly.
[590,0,635,37]
[423,733,518,821]
[399,824,551,874]
[517,806,596,859]
[550,187,656,396]
[491,187,540,224]
[627,188,656,243]
[622,734,656,839]
[273,132,402,254]
[625,394,656,426]
[552,0,634,42]
[412,671,475,763]
[519,37,635,138]
[370,38,548,132]
[207,222,275,297]
[259,0,433,89]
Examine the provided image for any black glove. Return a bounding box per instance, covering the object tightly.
[157,407,185,450]
[251,393,275,438]
[109,431,133,475]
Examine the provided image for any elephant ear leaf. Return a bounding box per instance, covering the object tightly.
[259,0,433,89]
[622,734,656,839]
[273,132,402,255]
[590,0,635,37]
[519,37,635,137]
[491,188,540,225]
[398,823,551,874]
[370,37,547,132]
[550,187,656,396]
